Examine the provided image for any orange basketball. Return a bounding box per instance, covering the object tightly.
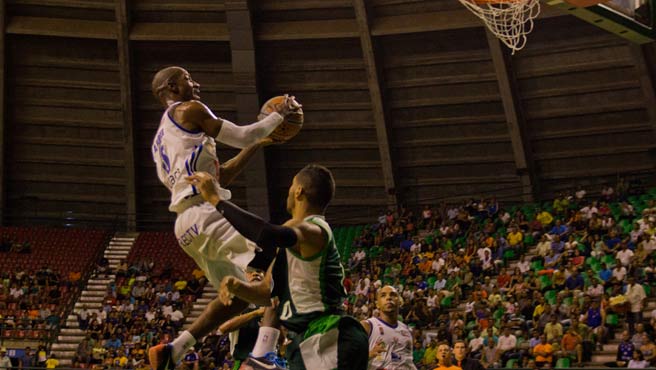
[258,96,303,142]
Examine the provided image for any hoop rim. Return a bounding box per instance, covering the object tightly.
[467,0,526,5]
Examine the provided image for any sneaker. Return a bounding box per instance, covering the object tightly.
[148,344,174,370]
[239,352,287,370]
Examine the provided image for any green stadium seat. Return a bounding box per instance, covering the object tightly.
[563,296,573,306]
[531,260,543,272]
[440,296,453,308]
[556,357,570,369]
[545,289,557,304]
[504,249,516,260]
[540,275,553,291]
[505,359,517,368]
[606,313,619,326]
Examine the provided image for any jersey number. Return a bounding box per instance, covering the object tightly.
[280,301,292,321]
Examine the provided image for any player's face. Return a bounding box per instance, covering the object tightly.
[377,286,400,314]
[453,342,466,360]
[175,69,201,101]
[247,271,264,282]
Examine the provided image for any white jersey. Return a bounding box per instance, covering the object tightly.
[367,317,417,370]
[152,102,231,213]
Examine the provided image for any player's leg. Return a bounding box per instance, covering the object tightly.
[336,316,370,370]
[150,204,256,370]
[149,297,249,370]
[251,306,281,357]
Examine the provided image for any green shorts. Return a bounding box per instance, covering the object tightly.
[285,315,369,370]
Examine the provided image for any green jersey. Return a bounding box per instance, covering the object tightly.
[271,215,347,333]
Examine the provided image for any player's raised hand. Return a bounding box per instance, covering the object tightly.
[218,275,239,306]
[186,172,221,206]
[274,94,302,117]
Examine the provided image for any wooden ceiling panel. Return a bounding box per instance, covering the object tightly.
[5,35,125,224]
[529,109,650,136]
[7,3,115,21]
[371,0,463,17]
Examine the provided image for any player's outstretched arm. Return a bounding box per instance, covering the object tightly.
[180,96,296,149]
[187,172,298,248]
[219,260,275,306]
[220,138,276,187]
[218,306,266,334]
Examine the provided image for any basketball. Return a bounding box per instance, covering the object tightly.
[258,96,304,142]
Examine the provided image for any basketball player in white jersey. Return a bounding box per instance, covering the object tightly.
[362,286,417,370]
[148,66,297,370]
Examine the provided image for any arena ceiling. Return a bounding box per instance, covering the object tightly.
[1,0,655,228]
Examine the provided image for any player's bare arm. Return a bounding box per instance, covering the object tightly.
[219,262,274,307]
[218,306,266,334]
[186,172,326,256]
[219,138,276,187]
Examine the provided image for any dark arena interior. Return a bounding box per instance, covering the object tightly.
[0,0,656,369]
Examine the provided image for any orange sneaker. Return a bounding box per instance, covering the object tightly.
[148,344,173,370]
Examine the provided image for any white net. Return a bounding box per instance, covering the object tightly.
[459,0,541,53]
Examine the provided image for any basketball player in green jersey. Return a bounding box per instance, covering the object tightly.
[186,165,369,370]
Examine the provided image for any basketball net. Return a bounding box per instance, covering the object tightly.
[459,0,541,53]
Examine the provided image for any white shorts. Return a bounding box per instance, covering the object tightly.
[174,202,257,288]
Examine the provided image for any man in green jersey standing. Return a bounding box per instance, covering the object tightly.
[187,164,368,370]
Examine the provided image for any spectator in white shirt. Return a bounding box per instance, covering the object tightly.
[536,235,552,257]
[497,327,518,364]
[616,243,635,267]
[354,279,369,298]
[587,282,604,298]
[613,264,628,282]
[626,277,647,334]
[469,329,485,355]
[630,224,643,244]
[478,246,492,262]
[576,187,587,201]
[432,257,445,272]
[517,256,531,274]
[580,202,599,220]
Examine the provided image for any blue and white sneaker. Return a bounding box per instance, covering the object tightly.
[239,352,287,370]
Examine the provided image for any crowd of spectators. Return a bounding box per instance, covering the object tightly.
[344,181,656,369]
[0,264,79,338]
[4,181,656,370]
[71,259,209,370]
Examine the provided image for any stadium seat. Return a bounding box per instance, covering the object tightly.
[606,313,619,327]
[556,357,570,368]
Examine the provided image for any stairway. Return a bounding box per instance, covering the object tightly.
[51,232,138,366]
[183,285,217,330]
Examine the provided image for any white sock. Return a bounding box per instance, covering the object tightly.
[170,330,196,362]
[251,327,281,357]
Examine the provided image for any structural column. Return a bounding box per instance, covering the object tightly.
[631,44,656,143]
[116,0,137,230]
[353,0,399,208]
[226,0,270,218]
[0,0,6,224]
[486,30,537,202]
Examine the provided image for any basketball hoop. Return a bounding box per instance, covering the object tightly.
[459,0,541,53]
